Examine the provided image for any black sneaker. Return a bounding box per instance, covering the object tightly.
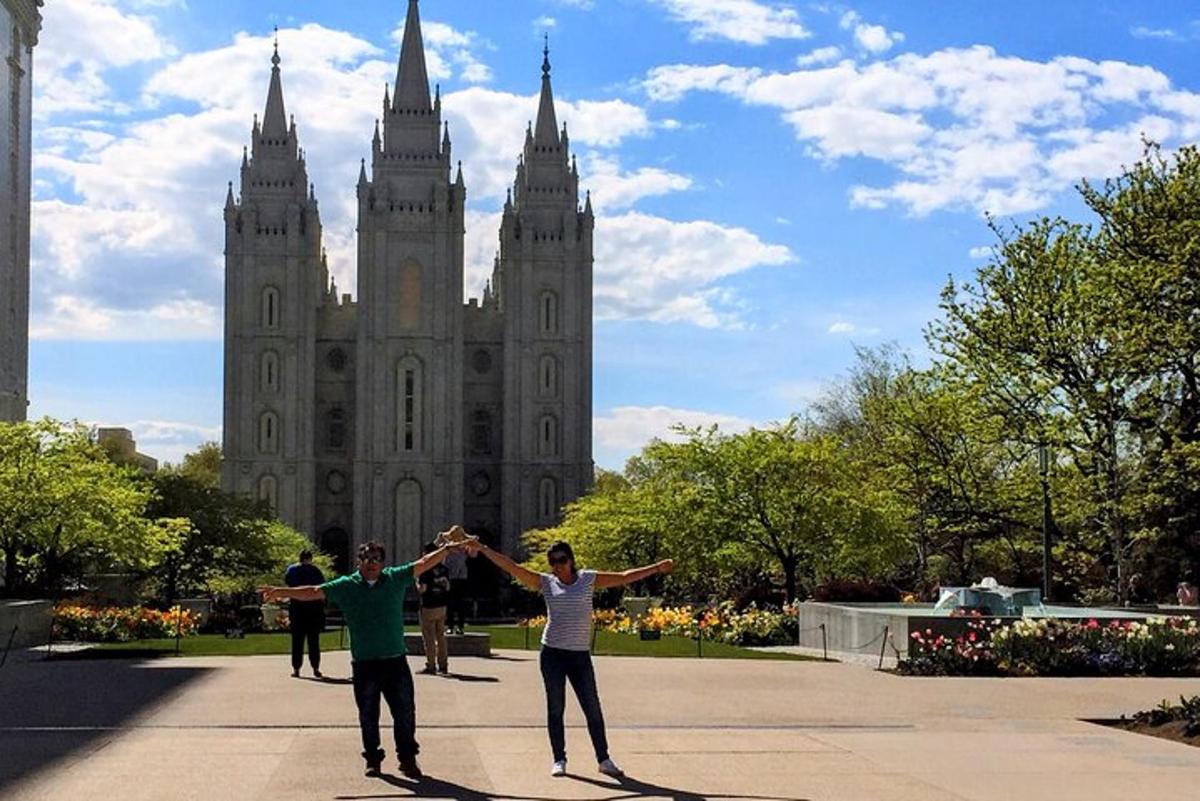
[398,755,423,780]
[363,749,385,777]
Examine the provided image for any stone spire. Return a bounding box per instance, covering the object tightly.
[534,35,560,148]
[393,0,431,112]
[262,29,288,138]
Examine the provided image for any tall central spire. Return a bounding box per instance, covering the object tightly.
[394,0,431,112]
[534,35,559,147]
[262,31,288,138]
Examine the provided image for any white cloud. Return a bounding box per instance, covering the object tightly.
[534,16,558,30]
[651,0,810,45]
[644,46,1200,216]
[828,321,856,334]
[583,154,693,211]
[92,419,221,465]
[393,19,493,84]
[594,405,757,451]
[1130,26,1181,41]
[36,0,174,115]
[796,46,842,67]
[593,211,793,327]
[840,11,904,54]
[968,245,992,259]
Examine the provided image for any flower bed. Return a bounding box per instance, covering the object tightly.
[53,604,200,643]
[520,601,798,647]
[901,616,1200,676]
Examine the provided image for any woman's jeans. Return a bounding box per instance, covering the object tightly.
[351,656,419,761]
[539,646,609,763]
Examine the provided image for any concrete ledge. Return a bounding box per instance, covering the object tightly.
[0,600,53,651]
[403,631,491,657]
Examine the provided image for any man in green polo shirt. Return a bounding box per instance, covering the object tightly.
[261,537,466,779]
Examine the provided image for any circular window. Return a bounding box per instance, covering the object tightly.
[327,348,348,373]
[326,470,347,495]
[472,349,492,374]
[470,471,491,497]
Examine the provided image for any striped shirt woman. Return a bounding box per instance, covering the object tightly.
[466,533,672,779]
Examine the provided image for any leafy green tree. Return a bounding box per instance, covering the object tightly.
[0,420,165,596]
[162,442,222,489]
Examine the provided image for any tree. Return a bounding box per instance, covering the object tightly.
[162,442,222,489]
[643,420,907,602]
[0,420,165,596]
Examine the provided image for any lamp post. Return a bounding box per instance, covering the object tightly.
[1038,443,1052,602]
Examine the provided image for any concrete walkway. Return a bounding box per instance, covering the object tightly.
[2,648,1199,800]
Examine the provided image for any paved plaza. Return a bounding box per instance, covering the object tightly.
[2,649,1199,800]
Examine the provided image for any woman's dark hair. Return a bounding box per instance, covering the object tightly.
[358,541,386,561]
[546,541,577,576]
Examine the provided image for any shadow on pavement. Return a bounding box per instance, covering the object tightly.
[334,772,810,801]
[570,772,811,801]
[437,672,499,683]
[0,656,211,795]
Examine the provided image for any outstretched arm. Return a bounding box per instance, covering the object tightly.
[260,585,325,603]
[411,538,466,578]
[594,559,674,590]
[468,540,541,591]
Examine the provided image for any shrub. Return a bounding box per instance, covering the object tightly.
[811,579,901,603]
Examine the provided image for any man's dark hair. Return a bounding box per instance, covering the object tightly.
[358,541,386,561]
[547,541,578,576]
[299,549,313,562]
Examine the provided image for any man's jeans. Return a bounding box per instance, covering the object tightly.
[289,611,322,672]
[351,656,419,760]
[539,646,609,763]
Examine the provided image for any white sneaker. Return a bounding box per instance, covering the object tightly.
[550,760,567,777]
[598,758,624,778]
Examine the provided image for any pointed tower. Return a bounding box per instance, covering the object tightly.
[222,38,325,536]
[0,0,42,422]
[493,42,595,547]
[354,0,467,561]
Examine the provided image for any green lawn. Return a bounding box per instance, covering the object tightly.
[87,625,809,660]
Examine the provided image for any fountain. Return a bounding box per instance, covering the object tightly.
[933,577,1044,616]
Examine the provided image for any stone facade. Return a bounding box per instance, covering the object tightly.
[222,1,594,574]
[0,0,39,422]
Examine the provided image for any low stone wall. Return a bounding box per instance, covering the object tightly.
[0,599,53,651]
[798,602,915,667]
[403,631,491,657]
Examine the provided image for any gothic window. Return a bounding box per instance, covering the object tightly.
[320,528,349,576]
[398,260,421,330]
[539,290,559,335]
[538,354,558,398]
[470,410,492,455]
[261,287,281,329]
[396,356,423,453]
[539,477,558,522]
[259,411,279,454]
[538,414,559,458]
[258,474,278,513]
[326,347,347,373]
[394,479,423,561]
[261,351,280,393]
[326,407,346,451]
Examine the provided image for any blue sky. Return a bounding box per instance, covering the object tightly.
[26,0,1200,466]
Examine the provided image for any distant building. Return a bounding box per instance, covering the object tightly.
[221,0,595,572]
[97,428,159,474]
[0,0,41,422]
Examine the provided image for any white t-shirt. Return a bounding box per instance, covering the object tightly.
[540,569,596,652]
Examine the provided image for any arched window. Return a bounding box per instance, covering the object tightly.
[262,286,281,329]
[471,410,492,455]
[398,260,421,330]
[539,477,558,521]
[258,474,278,513]
[326,407,346,451]
[396,356,423,453]
[259,411,279,454]
[261,351,280,393]
[538,354,558,398]
[539,290,558,335]
[394,479,423,561]
[538,414,558,457]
